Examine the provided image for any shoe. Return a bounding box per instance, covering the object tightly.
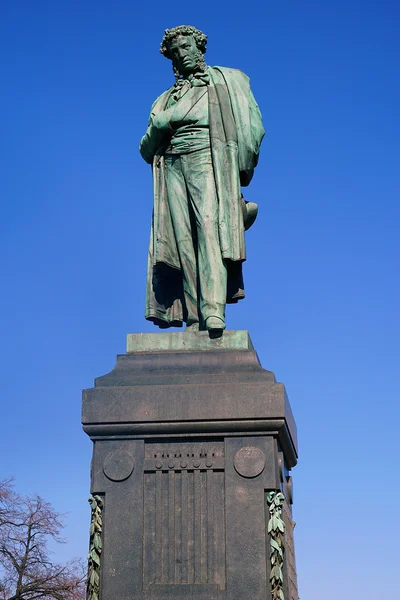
[185,322,200,332]
[205,316,226,332]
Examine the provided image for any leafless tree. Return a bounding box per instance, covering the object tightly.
[0,479,86,600]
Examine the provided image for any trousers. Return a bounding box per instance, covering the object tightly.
[164,147,227,326]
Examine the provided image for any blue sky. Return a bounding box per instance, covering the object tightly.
[1,1,399,598]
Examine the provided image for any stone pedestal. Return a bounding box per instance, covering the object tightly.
[82,331,299,600]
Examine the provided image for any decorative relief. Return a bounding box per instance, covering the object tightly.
[143,442,226,589]
[234,446,265,478]
[103,449,135,481]
[267,491,285,600]
[144,442,224,472]
[87,495,103,600]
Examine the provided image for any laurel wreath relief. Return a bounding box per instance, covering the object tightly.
[87,495,103,600]
[267,491,286,600]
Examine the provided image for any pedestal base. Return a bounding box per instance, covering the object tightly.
[82,331,299,600]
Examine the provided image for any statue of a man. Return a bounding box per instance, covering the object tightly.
[140,25,265,333]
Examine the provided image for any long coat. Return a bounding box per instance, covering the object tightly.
[141,66,265,328]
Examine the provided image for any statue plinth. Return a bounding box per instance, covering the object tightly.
[82,332,299,600]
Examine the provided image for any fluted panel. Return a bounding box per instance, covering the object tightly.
[143,443,225,590]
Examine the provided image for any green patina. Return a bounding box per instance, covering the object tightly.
[87,495,103,600]
[126,330,254,353]
[267,491,286,600]
[140,25,265,335]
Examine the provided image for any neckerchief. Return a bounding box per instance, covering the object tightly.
[172,70,210,101]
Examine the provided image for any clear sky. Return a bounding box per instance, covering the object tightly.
[1,1,399,598]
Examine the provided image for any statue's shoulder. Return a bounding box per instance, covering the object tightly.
[150,86,174,114]
[211,66,250,85]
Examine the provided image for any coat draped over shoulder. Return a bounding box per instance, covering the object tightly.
[142,66,265,328]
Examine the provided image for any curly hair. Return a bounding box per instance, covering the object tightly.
[160,25,207,59]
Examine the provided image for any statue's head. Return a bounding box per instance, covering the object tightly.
[160,25,207,78]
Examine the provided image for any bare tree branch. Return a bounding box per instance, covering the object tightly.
[0,480,86,600]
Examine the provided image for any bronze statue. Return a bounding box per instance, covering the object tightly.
[140,25,265,333]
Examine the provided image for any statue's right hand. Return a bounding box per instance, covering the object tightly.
[168,104,198,127]
[153,106,198,131]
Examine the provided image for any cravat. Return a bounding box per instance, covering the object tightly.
[172,70,210,101]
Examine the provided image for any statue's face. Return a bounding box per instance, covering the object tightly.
[169,35,199,76]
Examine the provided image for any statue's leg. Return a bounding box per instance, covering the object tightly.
[164,154,199,326]
[182,148,227,326]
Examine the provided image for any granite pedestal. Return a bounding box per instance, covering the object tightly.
[82,331,299,600]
